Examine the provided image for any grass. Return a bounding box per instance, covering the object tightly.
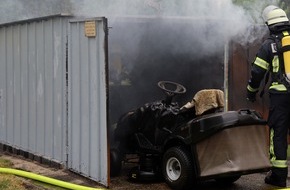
[0,175,27,190]
[0,156,66,190]
[0,157,28,190]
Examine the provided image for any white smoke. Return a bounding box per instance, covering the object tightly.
[66,0,283,85]
[68,0,279,46]
[0,0,71,24]
[0,0,280,45]
[0,0,282,122]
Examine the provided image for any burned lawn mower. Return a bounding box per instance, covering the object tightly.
[110,81,271,190]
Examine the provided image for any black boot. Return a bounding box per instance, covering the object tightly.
[265,169,287,187]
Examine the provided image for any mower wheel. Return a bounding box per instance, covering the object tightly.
[162,146,194,190]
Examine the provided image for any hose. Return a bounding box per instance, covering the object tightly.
[0,168,105,190]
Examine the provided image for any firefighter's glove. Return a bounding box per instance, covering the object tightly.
[246,90,256,102]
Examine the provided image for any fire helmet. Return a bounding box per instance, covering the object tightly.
[262,5,289,26]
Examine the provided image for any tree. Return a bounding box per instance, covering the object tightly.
[232,0,290,22]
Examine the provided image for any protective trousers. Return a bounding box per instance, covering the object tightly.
[268,93,290,180]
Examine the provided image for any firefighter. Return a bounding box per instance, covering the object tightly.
[246,5,290,187]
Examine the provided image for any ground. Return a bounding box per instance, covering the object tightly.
[0,153,170,190]
[0,153,106,190]
[0,153,284,190]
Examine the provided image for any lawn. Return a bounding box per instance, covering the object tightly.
[0,156,65,190]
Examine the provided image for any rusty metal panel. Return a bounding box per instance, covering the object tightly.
[0,16,69,164]
[68,17,108,186]
[228,36,269,119]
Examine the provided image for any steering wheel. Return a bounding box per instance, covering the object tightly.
[158,81,186,95]
[157,81,186,105]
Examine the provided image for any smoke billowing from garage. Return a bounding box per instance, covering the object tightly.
[69,0,271,83]
[0,0,274,56]
[0,0,277,123]
[71,0,278,123]
[70,0,272,45]
[71,0,275,123]
[0,0,277,49]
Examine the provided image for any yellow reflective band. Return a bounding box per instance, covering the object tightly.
[254,57,269,70]
[269,83,287,91]
[247,85,259,92]
[270,129,275,160]
[270,129,288,168]
[271,160,288,168]
[272,55,279,72]
[283,31,289,36]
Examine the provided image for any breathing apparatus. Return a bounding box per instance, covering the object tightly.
[263,5,290,81]
[281,31,290,81]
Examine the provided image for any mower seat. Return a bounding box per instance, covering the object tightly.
[181,89,224,116]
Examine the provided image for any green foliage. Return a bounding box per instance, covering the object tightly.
[232,0,290,9]
[232,0,278,10]
[279,1,290,15]
[232,0,290,23]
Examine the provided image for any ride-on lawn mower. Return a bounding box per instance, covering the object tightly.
[110,81,271,190]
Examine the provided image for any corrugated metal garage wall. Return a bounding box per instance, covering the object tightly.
[0,16,109,186]
[0,16,69,163]
[68,17,108,185]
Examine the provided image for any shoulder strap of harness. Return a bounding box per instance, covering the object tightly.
[260,35,277,97]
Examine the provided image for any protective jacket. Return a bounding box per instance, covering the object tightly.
[247,30,290,94]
